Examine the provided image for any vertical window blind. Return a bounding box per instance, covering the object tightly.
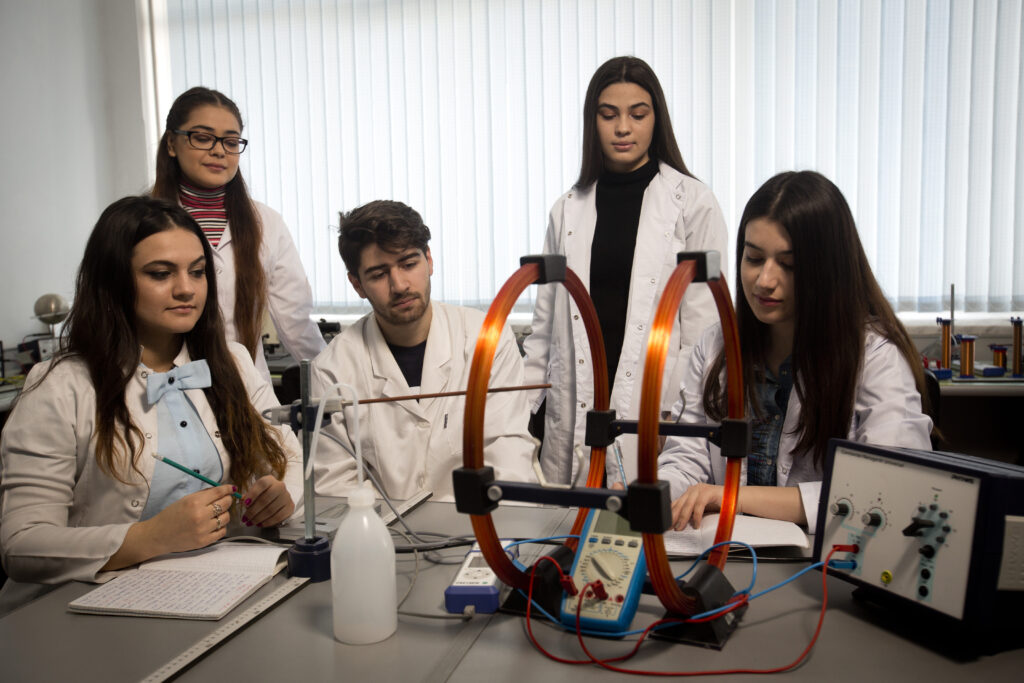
[156,0,1024,315]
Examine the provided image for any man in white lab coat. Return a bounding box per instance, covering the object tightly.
[310,200,537,501]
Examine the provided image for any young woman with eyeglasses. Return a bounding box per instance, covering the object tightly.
[522,56,729,487]
[0,196,301,614]
[152,87,324,380]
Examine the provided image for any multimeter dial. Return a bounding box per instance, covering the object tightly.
[580,549,633,587]
[561,509,647,632]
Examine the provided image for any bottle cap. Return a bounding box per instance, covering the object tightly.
[347,486,375,508]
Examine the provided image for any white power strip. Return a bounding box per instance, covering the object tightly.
[141,575,310,682]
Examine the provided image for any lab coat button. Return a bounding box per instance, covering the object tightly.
[214,431,221,438]
[145,433,152,439]
[580,402,587,409]
[568,230,574,236]
[217,268,223,274]
[179,421,187,428]
[625,371,632,378]
[131,499,140,508]
[578,359,585,365]
[675,193,681,200]
[567,192,574,198]
[637,323,645,331]
[140,371,148,379]
[573,314,579,320]
[650,278,656,284]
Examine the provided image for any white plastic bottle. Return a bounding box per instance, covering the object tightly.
[331,487,398,644]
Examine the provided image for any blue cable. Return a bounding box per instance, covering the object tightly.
[673,540,759,596]
[745,561,826,601]
[507,536,826,635]
[503,535,580,572]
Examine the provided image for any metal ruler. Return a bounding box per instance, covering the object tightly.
[140,575,310,683]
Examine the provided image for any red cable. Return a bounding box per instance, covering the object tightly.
[526,547,843,677]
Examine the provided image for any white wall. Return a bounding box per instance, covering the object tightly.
[0,0,151,355]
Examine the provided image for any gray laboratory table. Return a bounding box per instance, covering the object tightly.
[1,501,1021,682]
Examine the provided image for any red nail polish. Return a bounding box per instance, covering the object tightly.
[242,515,248,524]
[244,498,252,506]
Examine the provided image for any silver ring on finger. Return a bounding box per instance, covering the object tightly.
[215,515,223,531]
[212,502,223,516]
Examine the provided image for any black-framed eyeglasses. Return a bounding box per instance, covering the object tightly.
[173,129,248,154]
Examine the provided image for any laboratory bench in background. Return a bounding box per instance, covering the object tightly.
[934,379,1023,466]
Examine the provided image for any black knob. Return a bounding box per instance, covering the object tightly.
[920,545,936,559]
[830,501,851,516]
[902,517,936,537]
[921,568,931,580]
[862,511,883,527]
[930,504,938,511]
[942,525,951,533]
[919,585,929,597]
[939,511,948,519]
[936,536,946,544]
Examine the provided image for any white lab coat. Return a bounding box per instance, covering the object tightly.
[213,201,325,380]
[657,325,934,534]
[310,302,538,501]
[0,342,304,615]
[522,163,728,486]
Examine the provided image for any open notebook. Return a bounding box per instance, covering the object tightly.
[663,514,810,558]
[68,542,287,620]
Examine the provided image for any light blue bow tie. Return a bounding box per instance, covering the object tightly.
[146,359,212,405]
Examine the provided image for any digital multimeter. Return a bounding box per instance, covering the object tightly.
[445,540,518,614]
[560,508,646,632]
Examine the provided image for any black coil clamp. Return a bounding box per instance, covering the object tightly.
[676,251,722,282]
[519,254,567,284]
[452,466,499,515]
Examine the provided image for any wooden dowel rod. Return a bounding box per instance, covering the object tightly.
[342,383,551,406]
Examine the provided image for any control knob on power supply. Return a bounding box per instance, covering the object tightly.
[830,501,851,517]
[862,511,883,527]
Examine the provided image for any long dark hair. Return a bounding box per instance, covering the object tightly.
[576,56,693,188]
[151,86,267,360]
[45,196,287,486]
[702,171,928,467]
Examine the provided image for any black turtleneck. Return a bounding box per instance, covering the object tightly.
[591,158,659,387]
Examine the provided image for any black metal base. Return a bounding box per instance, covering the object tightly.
[500,545,575,618]
[651,563,746,650]
[287,535,331,582]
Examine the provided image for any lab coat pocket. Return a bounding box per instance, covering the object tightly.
[443,401,466,458]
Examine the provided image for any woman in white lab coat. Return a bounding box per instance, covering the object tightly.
[152,87,325,380]
[658,171,933,533]
[522,56,728,486]
[0,197,301,614]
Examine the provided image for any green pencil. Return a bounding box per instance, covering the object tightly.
[151,453,243,499]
